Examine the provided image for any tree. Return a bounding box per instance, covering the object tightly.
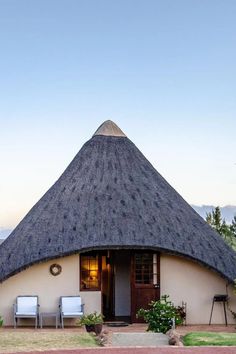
[206,207,236,250]
[230,216,236,237]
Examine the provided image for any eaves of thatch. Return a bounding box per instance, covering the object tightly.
[1,120,236,283]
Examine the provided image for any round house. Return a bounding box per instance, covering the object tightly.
[1,120,236,326]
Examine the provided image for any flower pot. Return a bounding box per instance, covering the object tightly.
[85,324,95,332]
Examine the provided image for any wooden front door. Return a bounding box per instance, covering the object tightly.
[131,252,160,322]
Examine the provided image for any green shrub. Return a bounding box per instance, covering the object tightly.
[0,315,3,327]
[137,295,183,333]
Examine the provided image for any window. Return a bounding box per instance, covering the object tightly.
[134,253,158,285]
[80,253,101,290]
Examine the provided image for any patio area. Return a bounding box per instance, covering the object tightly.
[1,323,235,335]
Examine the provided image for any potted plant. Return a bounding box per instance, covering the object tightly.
[77,312,104,335]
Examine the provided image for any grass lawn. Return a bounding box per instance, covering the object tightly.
[183,332,236,346]
[0,331,99,353]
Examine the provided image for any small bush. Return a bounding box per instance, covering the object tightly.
[0,315,3,327]
[137,295,183,334]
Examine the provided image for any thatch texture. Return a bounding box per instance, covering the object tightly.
[1,121,236,282]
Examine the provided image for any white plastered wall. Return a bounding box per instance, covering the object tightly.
[160,254,236,324]
[0,254,101,326]
[1,252,236,326]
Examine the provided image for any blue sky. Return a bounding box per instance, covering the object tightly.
[0,0,236,229]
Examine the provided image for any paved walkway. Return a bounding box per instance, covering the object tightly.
[7,347,236,354]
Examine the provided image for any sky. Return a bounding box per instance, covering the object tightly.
[0,0,236,231]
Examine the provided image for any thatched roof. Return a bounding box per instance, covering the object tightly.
[1,120,236,282]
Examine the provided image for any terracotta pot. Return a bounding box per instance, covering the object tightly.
[94,323,103,335]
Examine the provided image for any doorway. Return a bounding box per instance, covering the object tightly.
[101,250,160,322]
[131,252,160,322]
[102,250,131,321]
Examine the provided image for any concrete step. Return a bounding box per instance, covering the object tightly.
[112,332,169,347]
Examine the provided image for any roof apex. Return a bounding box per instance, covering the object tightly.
[93,120,126,137]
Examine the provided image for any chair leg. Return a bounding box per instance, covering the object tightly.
[35,316,37,329]
[61,315,64,329]
[14,316,16,329]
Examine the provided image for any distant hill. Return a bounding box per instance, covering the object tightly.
[191,205,236,224]
[0,228,12,240]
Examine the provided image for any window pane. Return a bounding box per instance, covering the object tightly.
[135,253,153,284]
[80,254,100,290]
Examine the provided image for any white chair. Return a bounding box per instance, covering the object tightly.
[59,296,84,328]
[13,295,39,328]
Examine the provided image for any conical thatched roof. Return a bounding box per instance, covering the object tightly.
[1,120,236,282]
